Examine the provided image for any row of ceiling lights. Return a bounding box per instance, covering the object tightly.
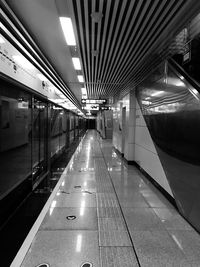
[0,35,82,113]
[1,22,88,114]
[59,17,87,99]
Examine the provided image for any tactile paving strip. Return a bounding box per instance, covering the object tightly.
[95,170,112,186]
[97,193,119,208]
[94,158,107,168]
[96,183,114,193]
[97,207,122,218]
[100,247,139,267]
[98,217,127,231]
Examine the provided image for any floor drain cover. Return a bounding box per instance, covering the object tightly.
[66,215,76,220]
[74,185,81,188]
[81,262,93,267]
[36,264,50,267]
[59,190,70,194]
[82,191,92,194]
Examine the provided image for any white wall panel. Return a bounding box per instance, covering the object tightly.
[135,126,157,154]
[135,108,146,126]
[135,144,173,195]
[135,99,173,196]
[128,125,135,144]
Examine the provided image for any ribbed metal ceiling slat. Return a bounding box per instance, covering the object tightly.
[71,0,199,102]
[5,0,200,105]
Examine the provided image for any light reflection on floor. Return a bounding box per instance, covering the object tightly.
[20,130,200,267]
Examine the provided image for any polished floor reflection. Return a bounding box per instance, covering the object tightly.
[19,130,200,267]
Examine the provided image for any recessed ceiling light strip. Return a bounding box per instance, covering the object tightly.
[59,17,76,46]
[0,6,81,110]
[72,57,81,70]
[73,0,90,98]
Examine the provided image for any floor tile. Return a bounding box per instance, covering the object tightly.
[168,230,200,262]
[130,230,189,267]
[69,172,96,180]
[21,230,100,267]
[40,207,97,230]
[53,192,96,207]
[62,180,97,193]
[117,192,150,208]
[141,191,174,209]
[123,207,165,230]
[100,247,139,267]
[153,208,193,230]
[114,184,144,195]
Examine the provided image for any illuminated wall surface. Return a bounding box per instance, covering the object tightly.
[136,62,200,231]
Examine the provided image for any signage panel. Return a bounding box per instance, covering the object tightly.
[83,104,99,110]
[81,99,107,104]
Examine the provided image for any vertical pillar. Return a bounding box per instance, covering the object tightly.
[124,90,136,163]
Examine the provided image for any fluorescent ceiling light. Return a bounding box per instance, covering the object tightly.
[151,91,165,97]
[60,17,76,46]
[72,57,81,70]
[78,75,84,82]
[13,55,34,70]
[81,88,87,94]
[37,73,48,81]
[0,36,5,43]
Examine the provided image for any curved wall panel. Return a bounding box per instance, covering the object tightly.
[136,62,200,232]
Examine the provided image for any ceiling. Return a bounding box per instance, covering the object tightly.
[2,0,200,108]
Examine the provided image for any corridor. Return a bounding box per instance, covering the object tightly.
[13,130,200,267]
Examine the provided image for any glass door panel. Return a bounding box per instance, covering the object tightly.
[32,98,48,187]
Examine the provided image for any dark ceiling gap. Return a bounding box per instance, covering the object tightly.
[95,0,100,12]
[94,23,98,51]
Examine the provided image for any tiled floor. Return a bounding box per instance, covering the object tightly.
[19,130,200,266]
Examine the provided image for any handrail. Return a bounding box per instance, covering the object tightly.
[168,57,200,93]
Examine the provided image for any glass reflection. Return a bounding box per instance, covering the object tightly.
[49,200,57,215]
[76,234,82,252]
[32,98,48,186]
[0,81,32,200]
[51,105,66,158]
[80,199,85,216]
[171,235,184,251]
